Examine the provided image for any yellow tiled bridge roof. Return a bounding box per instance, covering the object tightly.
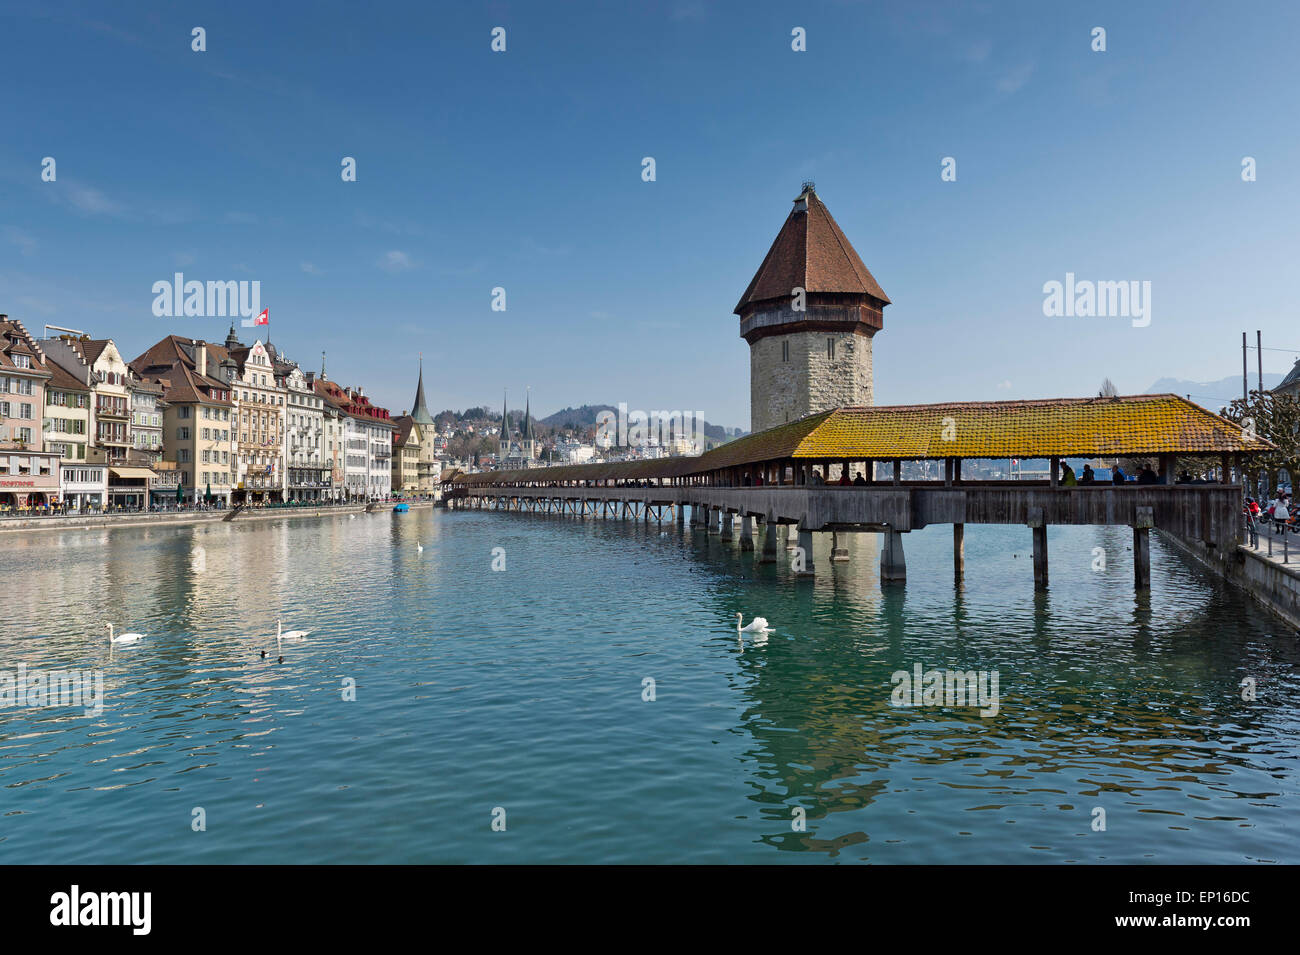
[450,394,1271,486]
[705,394,1272,467]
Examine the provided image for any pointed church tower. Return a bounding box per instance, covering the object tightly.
[411,355,435,427]
[735,182,889,432]
[498,390,511,461]
[521,388,536,460]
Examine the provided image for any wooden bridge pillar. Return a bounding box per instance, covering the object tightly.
[796,528,816,576]
[880,528,906,582]
[830,531,849,562]
[740,515,754,551]
[760,513,779,563]
[785,521,799,550]
[675,503,685,526]
[708,506,720,534]
[720,510,734,538]
[953,523,965,582]
[1028,507,1048,590]
[1133,506,1153,590]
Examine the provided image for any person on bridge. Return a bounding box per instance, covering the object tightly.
[1060,462,1077,486]
[1080,464,1096,485]
[1137,467,1159,485]
[1111,466,1127,485]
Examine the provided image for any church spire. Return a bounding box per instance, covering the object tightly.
[498,389,511,462]
[411,354,434,425]
[522,387,535,457]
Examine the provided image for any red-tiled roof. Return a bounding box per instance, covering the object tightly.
[735,186,889,313]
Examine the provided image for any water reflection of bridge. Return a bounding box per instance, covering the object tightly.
[446,395,1268,595]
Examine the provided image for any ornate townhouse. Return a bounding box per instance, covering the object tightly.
[311,375,393,501]
[0,316,59,508]
[131,336,236,504]
[43,360,91,463]
[41,336,133,466]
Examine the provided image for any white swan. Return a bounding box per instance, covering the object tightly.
[737,612,773,635]
[106,622,144,644]
[277,618,312,647]
[417,539,423,553]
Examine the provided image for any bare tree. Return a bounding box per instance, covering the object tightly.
[1098,378,1119,398]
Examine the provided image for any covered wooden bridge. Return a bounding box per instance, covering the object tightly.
[443,394,1271,589]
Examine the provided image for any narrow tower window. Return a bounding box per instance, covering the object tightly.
[782,340,790,362]
[827,338,836,360]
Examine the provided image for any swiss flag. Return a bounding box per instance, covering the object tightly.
[254,309,269,326]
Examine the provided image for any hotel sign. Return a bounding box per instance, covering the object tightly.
[0,479,35,487]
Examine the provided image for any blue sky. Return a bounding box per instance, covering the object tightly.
[2,0,1298,429]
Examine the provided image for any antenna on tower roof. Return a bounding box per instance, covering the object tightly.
[801,180,816,194]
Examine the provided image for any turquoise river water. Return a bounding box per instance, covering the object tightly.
[0,507,1297,863]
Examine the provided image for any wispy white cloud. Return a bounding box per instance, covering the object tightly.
[17,295,57,315]
[301,262,323,275]
[355,211,425,237]
[379,250,415,273]
[172,251,196,267]
[995,61,1035,95]
[3,226,38,255]
[63,183,126,216]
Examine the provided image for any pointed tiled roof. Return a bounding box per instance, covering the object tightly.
[142,359,232,407]
[1276,359,1300,394]
[411,358,434,425]
[735,184,889,313]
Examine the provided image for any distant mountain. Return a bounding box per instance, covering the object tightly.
[539,404,746,445]
[1145,373,1285,413]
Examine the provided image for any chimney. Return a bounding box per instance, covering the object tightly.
[194,341,208,377]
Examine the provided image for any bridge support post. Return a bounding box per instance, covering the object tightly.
[881,528,906,582]
[1133,506,1153,590]
[740,515,754,551]
[720,510,734,539]
[706,507,718,534]
[953,523,965,582]
[676,503,685,526]
[786,521,799,550]
[796,528,815,576]
[1028,508,1047,591]
[830,531,849,562]
[761,513,778,564]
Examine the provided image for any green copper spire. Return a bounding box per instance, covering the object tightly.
[411,354,434,425]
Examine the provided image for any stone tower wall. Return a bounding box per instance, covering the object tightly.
[749,328,874,433]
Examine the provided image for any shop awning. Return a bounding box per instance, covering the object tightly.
[109,467,155,480]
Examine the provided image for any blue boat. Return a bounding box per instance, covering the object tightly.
[392,502,409,512]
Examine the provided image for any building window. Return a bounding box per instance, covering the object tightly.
[782,340,789,362]
[827,338,835,360]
